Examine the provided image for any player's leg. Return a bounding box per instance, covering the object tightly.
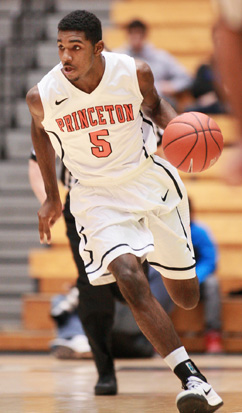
[63,194,117,395]
[109,253,223,413]
[161,276,200,309]
[148,185,200,310]
[109,253,182,356]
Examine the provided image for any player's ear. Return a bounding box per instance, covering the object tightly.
[94,40,104,56]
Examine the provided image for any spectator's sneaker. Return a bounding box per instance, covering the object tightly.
[50,335,92,359]
[205,330,223,354]
[176,376,223,413]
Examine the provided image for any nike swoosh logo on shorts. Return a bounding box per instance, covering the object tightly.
[55,98,68,105]
[161,189,169,202]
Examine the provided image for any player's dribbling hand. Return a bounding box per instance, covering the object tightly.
[37,198,62,244]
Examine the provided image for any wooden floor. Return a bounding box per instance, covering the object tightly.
[0,354,242,412]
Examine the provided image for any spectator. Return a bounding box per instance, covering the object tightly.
[184,56,228,114]
[189,197,223,353]
[115,19,193,109]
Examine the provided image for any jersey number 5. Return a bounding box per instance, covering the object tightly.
[89,130,112,158]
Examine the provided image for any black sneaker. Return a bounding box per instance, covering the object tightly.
[95,374,117,396]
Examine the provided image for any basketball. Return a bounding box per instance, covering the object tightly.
[162,111,224,173]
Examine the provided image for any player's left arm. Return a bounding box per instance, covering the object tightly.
[29,157,47,205]
[136,60,177,129]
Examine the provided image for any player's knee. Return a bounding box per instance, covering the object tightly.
[109,257,150,307]
[118,270,149,306]
[180,289,200,310]
[179,280,200,310]
[163,276,200,310]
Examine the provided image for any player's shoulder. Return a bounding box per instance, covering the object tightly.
[26,85,43,116]
[26,85,40,105]
[135,59,154,89]
[135,59,152,76]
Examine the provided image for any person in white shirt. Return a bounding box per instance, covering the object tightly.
[115,19,193,109]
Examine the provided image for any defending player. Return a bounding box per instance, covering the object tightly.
[26,10,223,412]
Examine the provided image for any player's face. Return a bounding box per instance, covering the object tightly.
[128,28,146,53]
[57,30,96,82]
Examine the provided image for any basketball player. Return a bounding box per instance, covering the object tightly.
[26,10,223,412]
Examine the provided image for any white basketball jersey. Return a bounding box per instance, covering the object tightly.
[38,52,157,185]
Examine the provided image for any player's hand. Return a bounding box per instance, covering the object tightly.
[37,198,62,244]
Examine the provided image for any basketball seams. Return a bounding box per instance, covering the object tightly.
[193,112,207,171]
[163,130,198,150]
[177,138,198,169]
[207,117,223,153]
[162,112,223,173]
[175,121,200,169]
[167,121,221,133]
[163,127,221,151]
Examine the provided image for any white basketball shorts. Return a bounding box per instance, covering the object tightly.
[70,155,196,285]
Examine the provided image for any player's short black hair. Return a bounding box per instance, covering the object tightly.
[58,10,102,46]
[126,19,147,33]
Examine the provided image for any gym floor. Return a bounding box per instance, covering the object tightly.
[0,353,242,412]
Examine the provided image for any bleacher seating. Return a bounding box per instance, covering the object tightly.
[2,0,242,354]
[104,26,213,57]
[110,1,214,27]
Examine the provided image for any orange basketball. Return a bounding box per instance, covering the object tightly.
[162,112,224,173]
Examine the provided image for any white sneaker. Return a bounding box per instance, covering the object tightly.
[176,376,223,413]
[50,335,92,359]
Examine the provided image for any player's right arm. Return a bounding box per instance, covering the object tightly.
[26,86,62,244]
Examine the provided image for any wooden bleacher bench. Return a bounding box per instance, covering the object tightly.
[50,215,69,246]
[195,213,242,247]
[40,211,242,249]
[218,247,242,279]
[18,292,242,353]
[185,181,242,213]
[171,296,242,353]
[23,294,54,330]
[39,278,76,294]
[104,26,213,56]
[0,330,54,351]
[28,245,242,290]
[29,247,78,279]
[110,1,214,27]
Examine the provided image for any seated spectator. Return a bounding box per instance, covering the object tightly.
[184,56,229,114]
[115,19,193,109]
[189,197,223,353]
